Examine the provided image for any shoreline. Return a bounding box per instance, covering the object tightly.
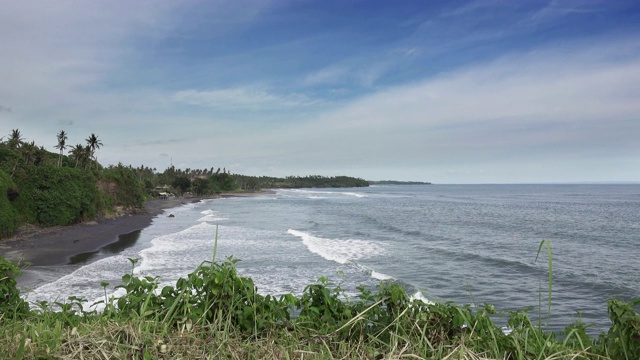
[0,190,275,269]
[0,196,201,267]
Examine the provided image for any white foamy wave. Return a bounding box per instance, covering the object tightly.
[197,215,229,222]
[278,189,366,199]
[25,255,135,311]
[136,222,220,275]
[342,192,366,198]
[370,270,394,280]
[409,291,434,305]
[287,229,384,265]
[170,202,198,212]
[200,209,216,215]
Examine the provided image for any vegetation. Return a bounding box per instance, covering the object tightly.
[0,129,371,238]
[233,174,369,190]
[370,180,432,185]
[10,164,101,226]
[0,129,134,236]
[0,169,20,237]
[0,252,638,359]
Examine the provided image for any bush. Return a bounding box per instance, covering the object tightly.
[12,164,101,226]
[0,257,29,318]
[102,164,146,208]
[0,169,19,237]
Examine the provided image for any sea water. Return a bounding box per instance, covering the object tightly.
[21,184,640,334]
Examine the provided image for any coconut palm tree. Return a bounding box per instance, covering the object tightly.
[85,133,103,170]
[21,141,37,164]
[7,129,23,150]
[55,130,68,167]
[69,144,88,168]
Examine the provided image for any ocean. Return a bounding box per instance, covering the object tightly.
[21,184,640,334]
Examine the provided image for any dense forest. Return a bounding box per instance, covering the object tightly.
[0,129,368,238]
[369,180,431,185]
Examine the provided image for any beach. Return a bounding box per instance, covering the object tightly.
[0,196,197,267]
[0,191,274,289]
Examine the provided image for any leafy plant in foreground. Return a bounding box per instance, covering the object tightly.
[0,257,29,318]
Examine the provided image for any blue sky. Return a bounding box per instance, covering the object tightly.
[1,0,640,183]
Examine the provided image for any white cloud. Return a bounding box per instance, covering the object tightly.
[304,66,350,85]
[221,36,640,181]
[528,0,599,25]
[317,37,640,132]
[100,36,640,183]
[2,2,639,183]
[173,88,316,109]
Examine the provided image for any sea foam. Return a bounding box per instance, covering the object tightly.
[287,229,385,267]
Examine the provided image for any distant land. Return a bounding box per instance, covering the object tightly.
[369,180,432,185]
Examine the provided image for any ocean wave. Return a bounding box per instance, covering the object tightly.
[278,189,367,198]
[136,222,219,274]
[288,229,385,265]
[409,291,434,305]
[196,214,229,222]
[370,270,394,281]
[286,229,392,282]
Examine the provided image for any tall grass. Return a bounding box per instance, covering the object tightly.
[1,244,638,359]
[535,239,553,327]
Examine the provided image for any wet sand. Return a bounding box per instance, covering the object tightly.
[0,197,200,267]
[0,190,275,289]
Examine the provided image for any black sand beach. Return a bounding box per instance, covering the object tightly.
[0,197,196,267]
[0,191,273,269]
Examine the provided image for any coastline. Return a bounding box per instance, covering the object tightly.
[0,196,199,267]
[0,190,276,268]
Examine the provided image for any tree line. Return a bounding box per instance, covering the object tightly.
[0,128,368,238]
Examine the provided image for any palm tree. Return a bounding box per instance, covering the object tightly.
[7,129,23,150]
[21,141,37,164]
[69,144,88,168]
[55,130,68,167]
[85,133,103,170]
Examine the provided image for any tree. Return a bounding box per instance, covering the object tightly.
[172,176,191,195]
[191,178,210,195]
[21,141,37,165]
[7,129,23,150]
[85,133,103,170]
[55,130,68,167]
[69,144,89,169]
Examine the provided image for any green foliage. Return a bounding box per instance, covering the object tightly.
[191,178,210,195]
[12,164,101,226]
[209,172,237,192]
[535,239,553,326]
[0,169,19,237]
[298,276,352,331]
[107,257,295,335]
[233,174,369,190]
[0,257,29,318]
[172,175,191,194]
[1,252,640,358]
[600,298,640,359]
[102,163,146,208]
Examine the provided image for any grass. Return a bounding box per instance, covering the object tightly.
[1,237,639,359]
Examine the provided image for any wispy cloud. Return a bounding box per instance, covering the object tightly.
[172,87,317,109]
[2,1,639,182]
[528,0,600,25]
[236,36,640,181]
[304,66,350,85]
[57,119,74,126]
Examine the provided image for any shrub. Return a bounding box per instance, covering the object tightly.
[12,164,101,226]
[0,169,19,237]
[0,257,29,318]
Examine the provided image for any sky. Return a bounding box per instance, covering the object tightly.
[1,0,640,184]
